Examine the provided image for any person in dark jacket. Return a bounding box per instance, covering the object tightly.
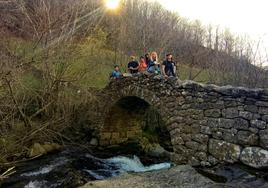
[128,56,139,74]
[162,53,176,77]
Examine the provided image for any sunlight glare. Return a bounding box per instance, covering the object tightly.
[105,0,120,9]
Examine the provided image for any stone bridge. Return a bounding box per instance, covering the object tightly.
[93,75,268,168]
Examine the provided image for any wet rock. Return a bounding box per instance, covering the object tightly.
[240,147,268,169]
[209,139,241,163]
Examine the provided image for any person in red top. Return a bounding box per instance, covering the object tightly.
[138,56,148,73]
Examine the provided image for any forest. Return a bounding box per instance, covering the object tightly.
[0,0,268,167]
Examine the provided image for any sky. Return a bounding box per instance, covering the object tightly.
[151,0,268,65]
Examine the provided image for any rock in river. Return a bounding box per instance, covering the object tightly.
[79,165,262,188]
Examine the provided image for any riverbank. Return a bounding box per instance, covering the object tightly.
[81,165,268,188]
[80,165,213,188]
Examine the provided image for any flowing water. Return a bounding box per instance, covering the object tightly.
[2,147,268,188]
[1,148,172,188]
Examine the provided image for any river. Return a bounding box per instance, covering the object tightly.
[1,148,171,188]
[1,147,268,188]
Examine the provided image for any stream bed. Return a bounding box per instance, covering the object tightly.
[1,147,268,188]
[1,148,171,188]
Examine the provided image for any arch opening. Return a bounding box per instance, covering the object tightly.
[100,96,173,155]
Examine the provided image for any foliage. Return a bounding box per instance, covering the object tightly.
[0,0,267,164]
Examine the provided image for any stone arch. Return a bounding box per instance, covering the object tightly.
[99,83,170,123]
[99,94,173,152]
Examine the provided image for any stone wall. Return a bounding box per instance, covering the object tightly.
[95,75,268,168]
[100,100,144,146]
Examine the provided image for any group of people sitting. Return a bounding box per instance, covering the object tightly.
[111,52,177,79]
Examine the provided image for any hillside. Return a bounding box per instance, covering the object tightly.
[1,0,268,177]
[1,0,267,89]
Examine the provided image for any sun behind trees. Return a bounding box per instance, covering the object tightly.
[105,0,121,9]
[0,0,267,166]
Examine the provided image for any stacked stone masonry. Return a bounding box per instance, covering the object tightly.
[96,75,268,168]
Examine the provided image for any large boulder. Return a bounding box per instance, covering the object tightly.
[209,139,241,163]
[79,165,215,188]
[240,147,268,169]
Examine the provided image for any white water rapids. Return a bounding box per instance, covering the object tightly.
[23,155,172,188]
[107,155,171,173]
